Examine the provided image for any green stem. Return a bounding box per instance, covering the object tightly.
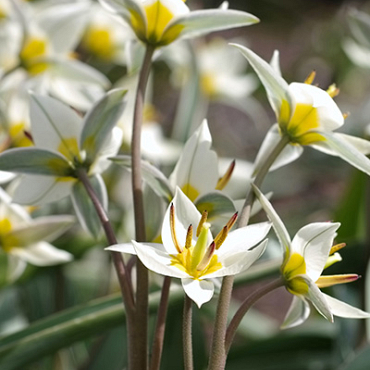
[225,277,284,353]
[150,277,171,370]
[76,168,136,367]
[131,43,156,370]
[183,295,194,370]
[208,135,289,370]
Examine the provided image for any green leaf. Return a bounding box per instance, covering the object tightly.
[0,148,72,176]
[80,89,127,164]
[0,288,184,370]
[195,191,236,220]
[71,175,107,238]
[111,155,173,201]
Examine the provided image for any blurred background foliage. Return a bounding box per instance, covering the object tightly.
[2,0,370,369]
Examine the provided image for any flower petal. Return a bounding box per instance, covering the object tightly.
[322,293,370,319]
[281,296,310,329]
[252,184,291,257]
[169,120,218,200]
[291,222,340,282]
[231,44,289,118]
[10,241,73,266]
[132,240,188,279]
[106,242,144,255]
[181,278,214,308]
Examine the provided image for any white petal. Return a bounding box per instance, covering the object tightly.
[10,241,73,266]
[218,221,271,257]
[7,255,27,282]
[0,171,16,184]
[132,240,188,279]
[12,175,74,205]
[169,120,219,198]
[253,124,303,175]
[333,133,370,155]
[281,296,310,329]
[252,185,291,257]
[291,222,340,282]
[323,293,370,319]
[181,278,214,308]
[106,242,140,255]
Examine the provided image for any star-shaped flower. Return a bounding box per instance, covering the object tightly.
[107,187,271,307]
[253,185,370,328]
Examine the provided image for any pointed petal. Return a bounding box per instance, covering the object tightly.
[0,148,71,176]
[281,296,310,329]
[30,93,82,155]
[315,131,370,175]
[80,89,127,163]
[253,124,303,175]
[132,240,188,279]
[169,120,218,199]
[106,242,146,255]
[208,239,268,278]
[10,241,73,266]
[322,293,370,318]
[0,188,30,223]
[12,175,74,205]
[6,255,27,282]
[231,44,289,118]
[291,222,340,282]
[71,175,107,238]
[0,171,16,184]
[163,9,258,44]
[182,278,214,308]
[161,187,204,254]
[252,184,291,257]
[218,221,271,257]
[334,133,370,155]
[270,50,282,77]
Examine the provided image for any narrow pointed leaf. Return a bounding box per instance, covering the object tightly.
[0,148,71,176]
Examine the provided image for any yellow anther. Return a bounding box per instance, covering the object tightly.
[170,203,182,253]
[329,243,346,255]
[196,210,208,237]
[196,241,216,271]
[343,112,349,120]
[185,224,193,249]
[304,70,316,85]
[316,274,359,288]
[214,226,228,250]
[215,160,235,190]
[326,84,340,98]
[226,212,238,231]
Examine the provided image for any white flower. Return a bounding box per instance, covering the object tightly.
[0,188,73,282]
[107,187,270,307]
[98,0,259,47]
[253,185,370,328]
[232,44,370,176]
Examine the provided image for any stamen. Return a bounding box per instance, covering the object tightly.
[24,130,34,144]
[316,274,359,288]
[196,210,208,237]
[214,226,228,250]
[343,112,349,120]
[226,212,238,231]
[170,203,182,253]
[329,243,346,255]
[304,70,316,85]
[197,241,216,271]
[215,160,235,190]
[327,84,340,98]
[185,224,193,249]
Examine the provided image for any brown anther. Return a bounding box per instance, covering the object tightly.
[215,159,235,190]
[24,130,34,144]
[214,226,228,250]
[185,224,193,249]
[170,203,182,253]
[196,210,208,237]
[226,212,238,231]
[196,241,216,271]
[304,70,316,85]
[327,84,340,98]
[329,242,346,255]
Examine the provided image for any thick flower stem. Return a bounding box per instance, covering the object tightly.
[131,44,156,370]
[225,277,284,353]
[208,135,289,370]
[183,294,194,370]
[76,169,136,365]
[150,277,172,370]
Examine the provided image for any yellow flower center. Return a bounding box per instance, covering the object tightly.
[0,218,18,252]
[181,183,199,202]
[200,73,217,96]
[82,27,115,60]
[279,100,326,145]
[283,252,309,295]
[57,137,81,163]
[20,37,49,75]
[9,122,33,147]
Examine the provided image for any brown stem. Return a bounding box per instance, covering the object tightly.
[183,294,194,370]
[131,44,156,370]
[150,277,172,370]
